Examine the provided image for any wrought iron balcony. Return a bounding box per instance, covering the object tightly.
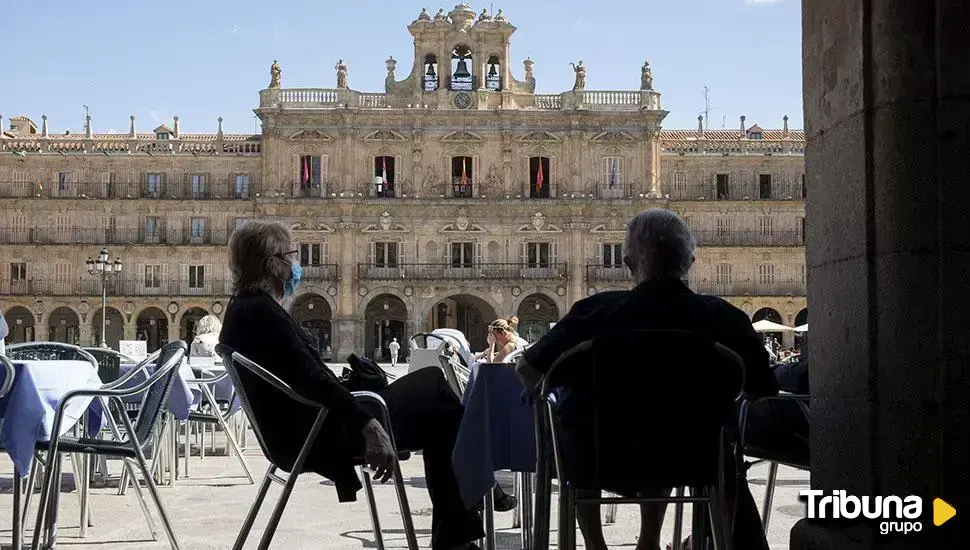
[691,230,804,247]
[0,226,233,246]
[585,265,632,283]
[357,262,568,281]
[301,264,340,281]
[0,181,257,200]
[691,281,806,296]
[0,278,233,297]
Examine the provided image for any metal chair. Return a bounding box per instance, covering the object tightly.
[82,347,136,386]
[182,366,254,483]
[738,392,810,531]
[536,330,745,550]
[0,354,24,550]
[216,344,418,550]
[29,341,187,550]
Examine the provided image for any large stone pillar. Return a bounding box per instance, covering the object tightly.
[794,1,969,548]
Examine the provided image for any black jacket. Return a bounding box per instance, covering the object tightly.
[522,277,778,399]
[219,291,372,501]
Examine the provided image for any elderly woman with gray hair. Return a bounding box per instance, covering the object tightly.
[515,209,777,550]
[189,314,222,357]
[219,220,484,550]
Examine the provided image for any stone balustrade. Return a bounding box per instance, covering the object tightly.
[0,135,261,155]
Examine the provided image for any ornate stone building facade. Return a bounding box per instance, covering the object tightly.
[0,4,806,360]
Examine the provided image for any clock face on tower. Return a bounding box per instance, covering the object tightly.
[453,92,472,110]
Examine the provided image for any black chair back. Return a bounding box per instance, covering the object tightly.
[82,347,130,383]
[547,329,744,492]
[133,341,187,444]
[7,342,99,366]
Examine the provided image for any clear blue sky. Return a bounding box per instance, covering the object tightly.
[7,0,801,134]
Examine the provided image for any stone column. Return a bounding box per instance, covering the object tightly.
[793,2,970,548]
[566,223,587,306]
[334,222,360,361]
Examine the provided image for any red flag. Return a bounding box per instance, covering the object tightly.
[382,156,388,186]
[461,157,468,187]
[302,156,309,184]
[536,159,544,192]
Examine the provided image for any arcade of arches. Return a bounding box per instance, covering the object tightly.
[292,294,334,360]
[427,294,497,352]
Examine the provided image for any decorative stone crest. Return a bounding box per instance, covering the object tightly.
[327,286,338,297]
[403,286,414,297]
[424,164,444,195]
[379,211,392,231]
[422,286,435,298]
[211,302,224,314]
[531,212,546,231]
[556,286,567,296]
[511,286,522,297]
[359,286,369,297]
[456,207,470,231]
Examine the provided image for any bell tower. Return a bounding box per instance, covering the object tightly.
[402,5,518,109]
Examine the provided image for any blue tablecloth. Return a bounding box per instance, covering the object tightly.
[118,359,198,421]
[0,360,107,477]
[452,363,536,509]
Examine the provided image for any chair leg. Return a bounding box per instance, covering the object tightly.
[671,487,685,550]
[132,451,181,550]
[12,469,23,550]
[122,457,160,541]
[557,483,577,550]
[604,492,618,524]
[390,460,418,550]
[255,466,301,550]
[22,457,40,527]
[762,461,779,532]
[512,475,521,529]
[232,465,276,550]
[360,468,385,550]
[31,452,63,550]
[183,422,190,479]
[690,495,709,550]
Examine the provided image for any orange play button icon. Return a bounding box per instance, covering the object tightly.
[933,498,956,526]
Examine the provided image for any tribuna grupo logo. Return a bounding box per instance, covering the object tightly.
[800,490,934,535]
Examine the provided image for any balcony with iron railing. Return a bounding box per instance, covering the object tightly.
[665,183,806,202]
[0,226,234,246]
[0,181,257,200]
[301,264,340,281]
[582,267,806,297]
[357,262,568,281]
[0,277,233,297]
[691,230,804,247]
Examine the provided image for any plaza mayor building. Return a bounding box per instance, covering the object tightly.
[0,4,806,361]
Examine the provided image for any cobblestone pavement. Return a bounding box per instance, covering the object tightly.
[0,363,809,549]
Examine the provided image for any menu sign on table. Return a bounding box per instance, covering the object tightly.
[119,340,148,359]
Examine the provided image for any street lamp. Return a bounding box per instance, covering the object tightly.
[86,247,122,348]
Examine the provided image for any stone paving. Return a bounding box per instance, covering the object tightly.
[0,364,809,549]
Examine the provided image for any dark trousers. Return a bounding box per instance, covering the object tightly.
[377,368,484,549]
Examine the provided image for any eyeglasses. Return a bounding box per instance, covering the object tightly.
[280,249,299,258]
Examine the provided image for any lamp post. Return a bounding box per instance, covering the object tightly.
[86,248,122,348]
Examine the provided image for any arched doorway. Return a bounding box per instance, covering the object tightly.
[427,294,498,352]
[365,294,409,362]
[752,307,785,351]
[516,294,560,344]
[92,307,124,349]
[292,294,333,360]
[794,308,808,350]
[136,307,169,353]
[794,308,808,327]
[4,306,35,343]
[179,307,208,342]
[47,307,80,344]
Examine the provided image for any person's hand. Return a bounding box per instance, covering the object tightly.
[361,419,396,483]
[515,357,542,392]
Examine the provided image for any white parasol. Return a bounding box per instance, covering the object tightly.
[794,324,808,333]
[752,319,796,332]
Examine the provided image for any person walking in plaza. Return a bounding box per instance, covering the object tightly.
[220,220,484,550]
[388,337,400,367]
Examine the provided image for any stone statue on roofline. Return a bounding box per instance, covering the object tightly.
[417,7,431,20]
[335,59,348,89]
[269,60,281,88]
[641,60,653,90]
[433,8,447,21]
[494,9,506,21]
[570,60,586,90]
[478,8,491,21]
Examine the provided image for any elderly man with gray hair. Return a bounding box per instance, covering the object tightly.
[516,208,777,550]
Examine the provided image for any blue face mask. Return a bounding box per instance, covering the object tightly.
[284,262,302,298]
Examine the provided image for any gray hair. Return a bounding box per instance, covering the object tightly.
[228,220,293,298]
[623,209,696,282]
[194,314,222,336]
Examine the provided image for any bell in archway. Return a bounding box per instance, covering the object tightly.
[487,63,498,77]
[453,58,471,78]
[426,63,436,77]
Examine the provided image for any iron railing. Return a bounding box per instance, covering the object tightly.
[0,181,257,200]
[0,226,234,246]
[357,262,568,281]
[691,230,804,247]
[0,278,232,297]
[301,264,340,281]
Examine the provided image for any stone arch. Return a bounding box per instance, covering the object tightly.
[514,292,561,344]
[291,293,334,360]
[135,306,169,353]
[364,293,410,361]
[752,306,785,345]
[357,286,415,319]
[91,306,124,349]
[4,305,36,343]
[426,293,500,352]
[794,308,808,327]
[179,307,209,342]
[47,306,81,344]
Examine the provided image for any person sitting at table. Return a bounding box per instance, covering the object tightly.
[506,316,530,348]
[743,340,810,465]
[474,319,520,363]
[190,314,222,358]
[514,208,778,550]
[219,220,484,550]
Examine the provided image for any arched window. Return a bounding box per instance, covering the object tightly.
[374,156,395,197]
[424,54,439,91]
[450,45,473,91]
[529,156,550,198]
[451,156,474,197]
[485,55,502,91]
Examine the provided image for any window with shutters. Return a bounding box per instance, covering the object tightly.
[13,171,27,195]
[759,174,772,199]
[602,157,626,188]
[234,174,251,198]
[799,264,807,284]
[374,242,399,268]
[58,172,71,192]
[528,157,550,198]
[300,243,322,267]
[144,265,161,288]
[146,173,163,197]
[672,171,687,194]
[373,156,396,197]
[715,263,732,285]
[715,217,731,237]
[55,216,70,242]
[190,217,206,240]
[145,217,160,242]
[450,242,475,268]
[10,262,27,281]
[188,265,205,288]
[602,243,623,268]
[525,242,551,268]
[715,173,730,199]
[759,217,774,236]
[54,263,71,282]
[190,174,207,198]
[758,264,775,285]
[100,172,112,197]
[299,155,323,186]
